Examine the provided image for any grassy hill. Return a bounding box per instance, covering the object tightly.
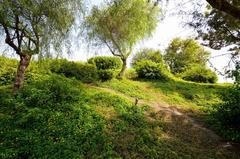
[0,57,239,158]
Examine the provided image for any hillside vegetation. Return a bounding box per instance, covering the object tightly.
[1,56,239,159]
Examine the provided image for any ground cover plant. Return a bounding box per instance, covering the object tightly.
[1,56,240,158]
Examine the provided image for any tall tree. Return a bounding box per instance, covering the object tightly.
[0,0,82,92]
[131,48,164,67]
[164,38,210,74]
[84,0,159,78]
[189,1,240,78]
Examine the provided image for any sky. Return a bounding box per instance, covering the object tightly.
[0,0,236,83]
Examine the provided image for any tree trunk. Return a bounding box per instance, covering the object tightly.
[118,58,127,79]
[206,0,240,20]
[13,54,31,94]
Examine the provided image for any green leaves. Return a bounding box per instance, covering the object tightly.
[164,38,210,74]
[0,0,82,56]
[85,0,160,58]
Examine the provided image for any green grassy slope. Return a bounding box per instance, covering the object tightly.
[0,57,239,158]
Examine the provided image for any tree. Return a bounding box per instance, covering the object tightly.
[131,48,164,67]
[84,0,159,78]
[189,2,239,79]
[206,0,240,20]
[164,38,210,74]
[0,0,82,93]
[190,5,240,50]
[153,0,240,20]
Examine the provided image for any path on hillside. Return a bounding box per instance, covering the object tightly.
[88,84,240,153]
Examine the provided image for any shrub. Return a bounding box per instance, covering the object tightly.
[97,69,115,81]
[179,66,218,83]
[0,56,17,85]
[49,59,98,83]
[214,86,240,142]
[0,67,16,85]
[131,48,164,67]
[88,56,122,81]
[88,56,122,70]
[125,69,138,79]
[135,60,170,80]
[17,75,81,110]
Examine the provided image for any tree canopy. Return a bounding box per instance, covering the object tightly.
[164,38,210,74]
[131,48,164,67]
[84,0,160,78]
[0,0,82,91]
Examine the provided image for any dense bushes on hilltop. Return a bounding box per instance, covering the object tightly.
[49,59,98,83]
[135,60,170,80]
[179,65,218,83]
[88,56,122,81]
[131,48,164,67]
[88,56,122,70]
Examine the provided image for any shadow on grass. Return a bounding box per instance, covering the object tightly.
[1,77,239,159]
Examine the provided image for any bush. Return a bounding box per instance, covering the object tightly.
[88,56,122,81]
[0,56,17,85]
[214,86,240,142]
[135,60,170,80]
[179,66,218,83]
[88,56,122,70]
[97,69,116,81]
[131,48,164,67]
[49,59,98,83]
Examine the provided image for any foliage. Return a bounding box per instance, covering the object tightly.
[164,38,210,74]
[135,60,170,80]
[88,56,122,81]
[179,65,218,83]
[1,56,239,158]
[190,4,240,50]
[213,85,240,142]
[131,48,164,67]
[0,0,81,56]
[50,59,98,83]
[125,69,138,79]
[0,0,83,90]
[210,62,240,142]
[189,3,239,83]
[100,78,225,109]
[84,0,160,77]
[88,56,122,70]
[97,69,116,81]
[0,56,17,85]
[0,75,180,159]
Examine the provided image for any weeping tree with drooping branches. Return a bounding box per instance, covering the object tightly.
[0,0,82,93]
[84,0,160,78]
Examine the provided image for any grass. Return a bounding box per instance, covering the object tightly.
[0,57,239,158]
[98,78,228,113]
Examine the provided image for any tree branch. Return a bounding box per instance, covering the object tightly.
[206,0,240,20]
[3,24,20,54]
